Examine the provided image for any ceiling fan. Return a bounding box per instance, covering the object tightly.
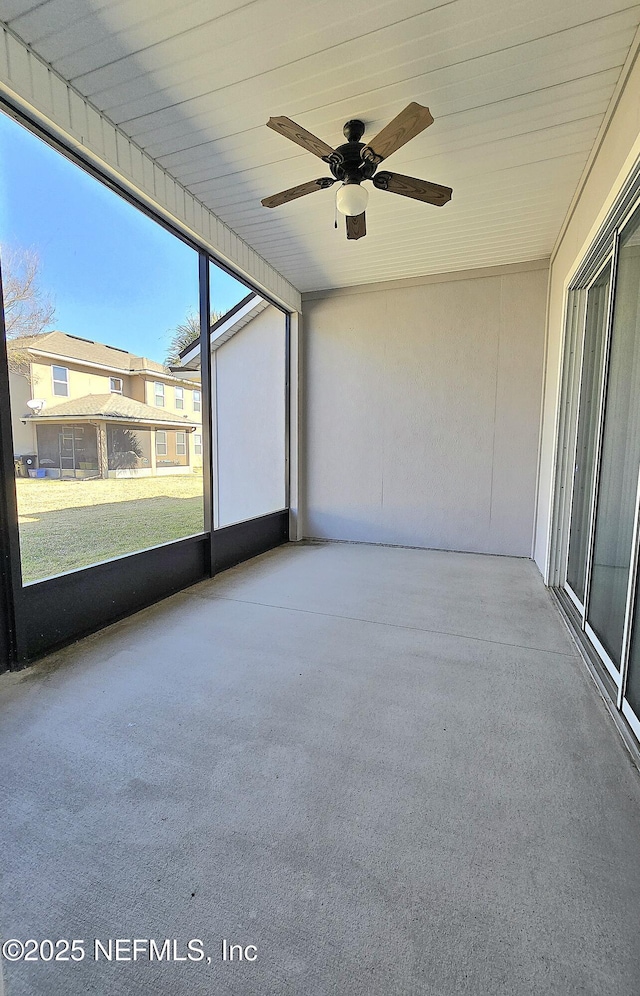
[261,102,452,240]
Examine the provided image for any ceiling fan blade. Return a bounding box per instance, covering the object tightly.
[267,116,336,160]
[261,177,336,208]
[346,212,366,240]
[373,171,452,206]
[364,102,434,163]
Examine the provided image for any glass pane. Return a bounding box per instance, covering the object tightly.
[209,262,287,528]
[566,264,610,602]
[587,209,640,665]
[1,111,204,584]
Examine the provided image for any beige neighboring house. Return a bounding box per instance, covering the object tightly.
[8,331,203,479]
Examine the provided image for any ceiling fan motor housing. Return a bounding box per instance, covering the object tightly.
[343,119,365,142]
[325,120,378,184]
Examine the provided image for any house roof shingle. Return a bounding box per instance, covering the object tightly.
[28,393,197,427]
[8,331,168,376]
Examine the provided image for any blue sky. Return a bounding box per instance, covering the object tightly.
[0,111,249,363]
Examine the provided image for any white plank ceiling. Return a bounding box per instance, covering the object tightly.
[1,0,639,292]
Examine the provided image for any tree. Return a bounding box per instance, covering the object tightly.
[1,247,56,377]
[107,427,144,470]
[165,309,222,366]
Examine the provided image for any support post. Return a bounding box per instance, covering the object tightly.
[199,253,214,574]
[96,423,108,479]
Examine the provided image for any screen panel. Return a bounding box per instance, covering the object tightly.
[0,110,205,585]
[209,263,287,529]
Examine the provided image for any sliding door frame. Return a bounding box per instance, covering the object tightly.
[551,163,640,741]
[562,249,621,686]
[565,251,616,616]
[581,252,616,621]
[561,270,599,614]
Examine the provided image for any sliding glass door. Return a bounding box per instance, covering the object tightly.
[617,215,640,740]
[587,215,640,671]
[561,200,640,740]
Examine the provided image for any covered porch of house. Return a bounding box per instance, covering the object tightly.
[29,412,197,479]
[1,4,640,994]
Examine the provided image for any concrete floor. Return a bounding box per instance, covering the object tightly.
[1,541,640,995]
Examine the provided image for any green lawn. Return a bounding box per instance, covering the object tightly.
[16,476,204,583]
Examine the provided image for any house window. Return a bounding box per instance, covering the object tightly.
[110,377,123,394]
[176,432,186,456]
[52,365,69,397]
[175,386,184,410]
[194,433,202,456]
[193,390,201,412]
[156,430,167,456]
[154,382,165,407]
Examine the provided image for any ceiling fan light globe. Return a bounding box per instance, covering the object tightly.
[336,182,368,217]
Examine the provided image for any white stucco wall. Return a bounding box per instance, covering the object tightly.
[534,39,640,578]
[214,305,287,527]
[302,260,548,557]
